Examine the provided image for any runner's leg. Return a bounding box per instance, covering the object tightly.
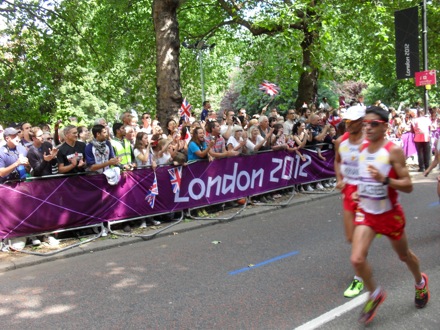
[389,232,422,283]
[351,225,376,293]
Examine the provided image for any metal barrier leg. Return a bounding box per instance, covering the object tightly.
[4,223,103,257]
[107,212,185,240]
[187,198,248,221]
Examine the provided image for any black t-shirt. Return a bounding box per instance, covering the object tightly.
[56,141,86,173]
[27,142,58,176]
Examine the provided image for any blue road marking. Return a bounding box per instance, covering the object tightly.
[428,201,440,207]
[229,250,299,275]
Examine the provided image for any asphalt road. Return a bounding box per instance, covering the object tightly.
[0,177,439,330]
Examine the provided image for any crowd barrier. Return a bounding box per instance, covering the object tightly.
[0,149,336,241]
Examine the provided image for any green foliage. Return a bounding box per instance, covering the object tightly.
[0,0,439,130]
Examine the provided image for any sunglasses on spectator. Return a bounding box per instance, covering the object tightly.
[363,119,386,127]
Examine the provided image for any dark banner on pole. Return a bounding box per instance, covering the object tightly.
[395,7,419,79]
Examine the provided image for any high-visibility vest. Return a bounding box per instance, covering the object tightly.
[111,139,132,165]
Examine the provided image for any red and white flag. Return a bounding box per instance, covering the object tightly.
[145,172,159,208]
[179,97,192,122]
[259,81,280,96]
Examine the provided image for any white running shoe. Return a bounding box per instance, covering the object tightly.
[316,183,324,190]
[30,236,41,246]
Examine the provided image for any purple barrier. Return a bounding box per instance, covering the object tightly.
[0,149,335,239]
[401,132,417,158]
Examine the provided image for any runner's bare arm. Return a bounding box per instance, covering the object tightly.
[388,145,413,193]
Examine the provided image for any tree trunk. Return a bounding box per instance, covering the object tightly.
[295,28,319,110]
[152,0,183,125]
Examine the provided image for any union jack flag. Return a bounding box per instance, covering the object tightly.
[168,166,182,194]
[145,172,159,208]
[179,97,192,122]
[259,81,280,96]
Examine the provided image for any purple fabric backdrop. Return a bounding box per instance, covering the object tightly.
[1,149,335,239]
[401,132,417,158]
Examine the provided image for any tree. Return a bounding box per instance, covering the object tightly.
[152,0,187,125]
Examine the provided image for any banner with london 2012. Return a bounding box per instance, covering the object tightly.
[0,149,335,239]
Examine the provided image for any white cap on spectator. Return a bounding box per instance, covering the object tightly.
[343,105,365,121]
[104,167,121,185]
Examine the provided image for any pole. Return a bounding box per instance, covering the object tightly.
[421,0,428,113]
[199,50,205,103]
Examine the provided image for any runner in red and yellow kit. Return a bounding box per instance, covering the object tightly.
[352,106,430,325]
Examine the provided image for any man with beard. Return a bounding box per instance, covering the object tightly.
[85,124,120,173]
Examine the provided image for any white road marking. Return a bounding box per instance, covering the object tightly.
[294,293,368,330]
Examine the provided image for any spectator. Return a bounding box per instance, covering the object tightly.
[272,123,288,151]
[42,131,54,144]
[357,95,366,109]
[327,109,342,128]
[140,113,153,135]
[428,107,438,133]
[306,114,330,161]
[133,132,156,169]
[57,125,86,174]
[412,109,431,172]
[291,121,311,162]
[319,97,330,111]
[258,115,273,150]
[166,118,178,139]
[152,123,167,140]
[21,122,33,149]
[124,125,136,147]
[220,110,235,141]
[283,109,296,135]
[269,108,278,118]
[246,125,273,153]
[323,125,338,150]
[200,101,211,121]
[78,126,90,143]
[111,123,136,171]
[187,127,214,161]
[299,107,312,123]
[402,108,415,133]
[154,137,175,165]
[268,116,277,128]
[205,120,238,159]
[0,127,29,183]
[39,123,51,133]
[27,127,58,177]
[237,114,249,131]
[121,111,133,127]
[130,116,140,133]
[85,124,120,174]
[227,125,248,154]
[0,124,4,146]
[238,108,248,120]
